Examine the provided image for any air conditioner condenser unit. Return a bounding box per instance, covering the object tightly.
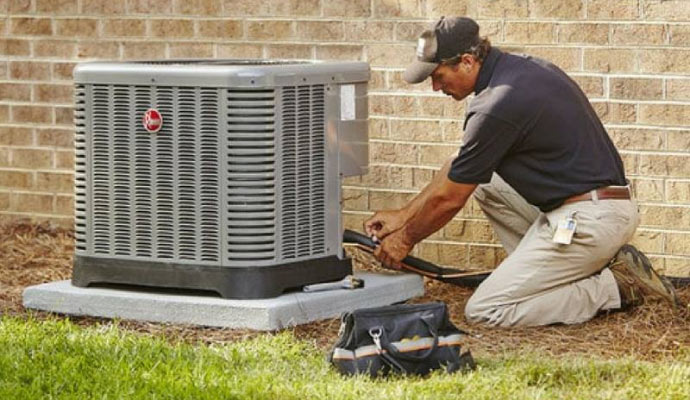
[71,59,369,299]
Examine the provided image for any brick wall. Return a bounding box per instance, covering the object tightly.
[1,0,690,276]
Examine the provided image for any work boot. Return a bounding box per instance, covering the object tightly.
[608,244,680,309]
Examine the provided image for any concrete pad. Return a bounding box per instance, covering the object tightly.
[23,273,424,331]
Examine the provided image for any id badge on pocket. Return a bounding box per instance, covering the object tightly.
[553,213,577,245]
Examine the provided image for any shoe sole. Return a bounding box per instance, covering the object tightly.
[616,245,680,307]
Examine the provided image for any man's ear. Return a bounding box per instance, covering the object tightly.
[460,54,475,70]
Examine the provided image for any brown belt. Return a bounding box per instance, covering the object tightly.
[563,186,631,205]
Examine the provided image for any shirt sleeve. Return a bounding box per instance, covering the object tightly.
[447,112,521,184]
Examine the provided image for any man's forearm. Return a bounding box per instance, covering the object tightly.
[402,179,477,246]
[403,194,464,245]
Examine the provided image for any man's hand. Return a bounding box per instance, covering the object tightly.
[373,228,414,270]
[364,209,407,241]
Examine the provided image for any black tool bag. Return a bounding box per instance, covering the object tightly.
[328,302,475,377]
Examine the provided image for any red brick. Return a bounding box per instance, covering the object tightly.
[666,79,690,101]
[173,0,222,15]
[530,0,584,18]
[611,24,667,46]
[469,245,506,269]
[220,0,270,15]
[103,19,146,37]
[315,45,364,61]
[52,63,77,81]
[296,21,344,41]
[668,130,690,151]
[11,148,52,168]
[9,0,32,13]
[643,0,690,21]
[217,44,262,59]
[343,21,395,42]
[0,149,8,167]
[197,20,243,39]
[12,105,53,124]
[10,61,51,80]
[9,192,54,213]
[0,171,33,189]
[639,49,690,74]
[34,84,74,104]
[264,44,312,59]
[373,0,420,17]
[587,0,640,19]
[55,195,74,216]
[169,43,214,58]
[367,44,415,68]
[81,0,126,15]
[419,144,458,167]
[426,0,473,16]
[247,20,293,40]
[0,191,8,211]
[55,150,74,169]
[370,141,418,165]
[267,0,319,16]
[36,128,73,148]
[122,42,166,60]
[33,40,77,58]
[11,18,52,35]
[0,105,8,124]
[323,0,370,17]
[0,39,30,56]
[76,41,119,59]
[54,107,73,126]
[36,172,73,193]
[0,83,31,101]
[129,0,173,14]
[584,49,635,73]
[0,127,33,146]
[505,22,556,44]
[477,0,529,18]
[609,77,663,100]
[55,19,99,38]
[608,128,664,151]
[36,0,77,14]
[524,47,582,72]
[639,104,690,126]
[390,119,442,142]
[559,23,609,45]
[151,19,194,38]
[670,25,690,46]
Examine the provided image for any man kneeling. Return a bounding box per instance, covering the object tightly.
[364,17,679,327]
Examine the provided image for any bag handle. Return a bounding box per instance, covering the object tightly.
[369,313,440,363]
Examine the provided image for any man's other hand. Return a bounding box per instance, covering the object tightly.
[364,209,407,240]
[373,228,414,270]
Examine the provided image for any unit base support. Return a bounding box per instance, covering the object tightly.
[72,255,352,299]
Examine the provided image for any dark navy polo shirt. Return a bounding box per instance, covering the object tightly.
[448,48,627,212]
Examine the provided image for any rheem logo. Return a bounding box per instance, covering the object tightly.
[143,109,163,133]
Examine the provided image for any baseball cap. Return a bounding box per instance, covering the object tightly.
[403,16,481,84]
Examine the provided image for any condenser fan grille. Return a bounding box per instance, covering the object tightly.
[87,84,221,262]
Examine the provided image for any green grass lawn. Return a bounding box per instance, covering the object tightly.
[1,316,689,400]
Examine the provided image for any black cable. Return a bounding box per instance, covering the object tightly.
[343,229,690,289]
[343,229,488,288]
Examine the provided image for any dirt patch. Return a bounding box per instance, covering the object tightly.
[2,221,689,360]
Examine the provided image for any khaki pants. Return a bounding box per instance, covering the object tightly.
[464,174,639,327]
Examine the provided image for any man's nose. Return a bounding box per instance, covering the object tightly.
[431,79,441,91]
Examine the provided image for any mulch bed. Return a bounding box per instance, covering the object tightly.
[2,221,689,361]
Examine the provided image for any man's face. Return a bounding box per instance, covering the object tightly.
[430,56,480,101]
